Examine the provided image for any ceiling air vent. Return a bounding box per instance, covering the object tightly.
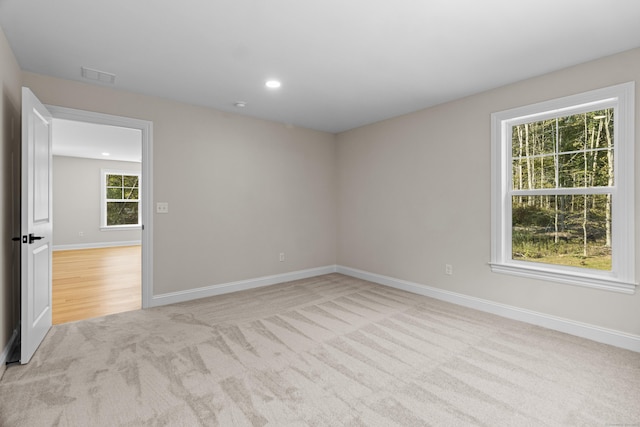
[81,66,116,84]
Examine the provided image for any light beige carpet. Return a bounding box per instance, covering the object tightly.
[1,273,638,426]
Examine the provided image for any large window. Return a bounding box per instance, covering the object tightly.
[490,83,635,293]
[101,169,141,229]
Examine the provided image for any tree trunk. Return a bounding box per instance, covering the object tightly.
[554,196,560,244]
[524,124,533,205]
[515,125,524,206]
[554,118,561,243]
[582,114,589,257]
[583,195,588,257]
[604,112,614,248]
[591,117,603,208]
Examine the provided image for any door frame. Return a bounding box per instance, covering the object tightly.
[47,105,154,308]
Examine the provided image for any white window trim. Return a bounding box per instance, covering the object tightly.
[100,169,142,231]
[490,82,636,294]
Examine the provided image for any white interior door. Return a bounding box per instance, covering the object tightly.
[20,87,53,364]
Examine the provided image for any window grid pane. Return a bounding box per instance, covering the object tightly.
[107,202,139,226]
[511,109,614,191]
[511,194,612,271]
[104,172,141,226]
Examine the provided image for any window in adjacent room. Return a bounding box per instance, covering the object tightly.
[101,169,141,229]
[490,82,635,293]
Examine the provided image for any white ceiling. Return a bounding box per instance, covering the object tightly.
[2,0,640,133]
[52,119,141,163]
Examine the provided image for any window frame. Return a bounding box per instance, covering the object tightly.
[100,169,142,231]
[490,82,636,294]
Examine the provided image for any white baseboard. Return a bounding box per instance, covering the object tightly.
[149,264,639,352]
[151,265,338,307]
[337,265,640,353]
[1,328,18,371]
[53,240,141,251]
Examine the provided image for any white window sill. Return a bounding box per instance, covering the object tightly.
[100,225,142,231]
[489,262,637,294]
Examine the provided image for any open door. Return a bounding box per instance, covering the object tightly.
[20,87,53,364]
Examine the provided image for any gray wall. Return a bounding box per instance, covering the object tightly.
[337,48,640,336]
[53,156,142,248]
[0,25,22,368]
[23,71,338,296]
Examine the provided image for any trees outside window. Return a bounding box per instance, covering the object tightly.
[101,170,141,228]
[491,83,635,293]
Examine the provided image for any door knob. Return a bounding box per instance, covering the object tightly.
[28,233,44,244]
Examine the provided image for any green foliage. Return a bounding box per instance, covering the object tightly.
[511,109,614,190]
[107,202,139,226]
[512,205,552,227]
[107,188,122,199]
[123,175,139,188]
[510,109,613,271]
[512,212,611,271]
[512,228,611,270]
[107,175,122,186]
[106,173,140,226]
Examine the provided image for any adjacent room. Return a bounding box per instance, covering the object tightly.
[0,0,639,425]
[52,118,143,324]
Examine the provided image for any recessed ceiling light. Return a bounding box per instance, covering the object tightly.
[234,101,247,108]
[101,152,110,156]
[265,80,281,89]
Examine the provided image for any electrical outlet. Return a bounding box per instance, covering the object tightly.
[279,253,285,262]
[445,264,453,275]
[79,231,84,237]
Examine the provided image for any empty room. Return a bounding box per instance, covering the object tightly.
[1,1,639,425]
[51,119,144,324]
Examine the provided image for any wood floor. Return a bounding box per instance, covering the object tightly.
[52,245,141,325]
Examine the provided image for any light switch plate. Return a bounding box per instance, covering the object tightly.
[156,202,169,214]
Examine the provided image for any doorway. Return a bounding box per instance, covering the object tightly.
[47,106,153,322]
